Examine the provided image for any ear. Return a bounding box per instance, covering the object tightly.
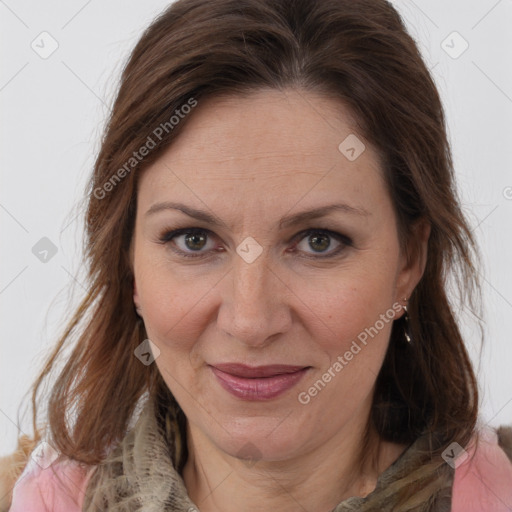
[394,218,431,313]
[129,238,142,315]
[133,278,141,312]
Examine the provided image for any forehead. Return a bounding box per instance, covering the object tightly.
[136,89,388,222]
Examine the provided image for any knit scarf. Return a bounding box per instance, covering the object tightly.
[82,393,454,512]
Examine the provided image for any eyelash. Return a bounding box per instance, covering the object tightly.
[157,227,353,260]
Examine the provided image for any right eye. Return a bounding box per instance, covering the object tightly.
[159,228,220,258]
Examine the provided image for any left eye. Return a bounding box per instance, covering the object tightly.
[292,229,347,257]
[159,228,351,259]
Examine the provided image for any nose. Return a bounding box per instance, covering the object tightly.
[217,251,292,348]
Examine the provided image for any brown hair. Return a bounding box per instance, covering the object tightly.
[13,0,482,507]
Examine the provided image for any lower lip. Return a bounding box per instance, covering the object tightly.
[210,366,309,401]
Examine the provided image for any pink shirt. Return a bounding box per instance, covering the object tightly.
[8,427,512,511]
[451,427,512,511]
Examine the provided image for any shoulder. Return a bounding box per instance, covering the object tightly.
[8,442,96,512]
[451,424,512,512]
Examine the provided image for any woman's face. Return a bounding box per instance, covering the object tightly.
[131,89,428,462]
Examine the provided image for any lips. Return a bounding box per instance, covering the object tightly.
[209,363,310,400]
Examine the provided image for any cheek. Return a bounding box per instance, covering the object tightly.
[295,272,397,419]
[134,258,215,356]
[295,262,398,351]
[137,269,212,400]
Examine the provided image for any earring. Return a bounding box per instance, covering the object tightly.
[402,298,412,344]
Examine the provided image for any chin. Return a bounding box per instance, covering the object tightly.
[209,416,310,463]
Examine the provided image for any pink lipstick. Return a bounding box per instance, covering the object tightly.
[210,363,310,400]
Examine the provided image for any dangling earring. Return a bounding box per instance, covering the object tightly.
[402,298,412,344]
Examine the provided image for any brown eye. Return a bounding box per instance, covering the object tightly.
[160,228,217,258]
[307,232,331,252]
[293,229,352,258]
[183,232,208,251]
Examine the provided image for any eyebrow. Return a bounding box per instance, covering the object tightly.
[145,201,370,229]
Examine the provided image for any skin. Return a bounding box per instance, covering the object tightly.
[130,88,430,512]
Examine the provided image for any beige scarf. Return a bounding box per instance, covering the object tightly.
[82,393,455,512]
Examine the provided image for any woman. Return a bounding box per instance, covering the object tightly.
[3,0,512,510]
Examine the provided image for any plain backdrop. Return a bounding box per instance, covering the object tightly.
[1,0,511,457]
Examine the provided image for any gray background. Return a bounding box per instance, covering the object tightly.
[1,0,511,456]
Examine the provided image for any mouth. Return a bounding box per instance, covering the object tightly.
[209,363,311,401]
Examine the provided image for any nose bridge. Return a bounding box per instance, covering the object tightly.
[219,252,288,345]
[234,254,270,308]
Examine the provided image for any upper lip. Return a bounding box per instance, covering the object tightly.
[211,363,309,378]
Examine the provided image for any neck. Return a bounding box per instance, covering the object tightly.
[182,413,404,512]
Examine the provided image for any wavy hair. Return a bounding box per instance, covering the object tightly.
[12,0,482,509]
